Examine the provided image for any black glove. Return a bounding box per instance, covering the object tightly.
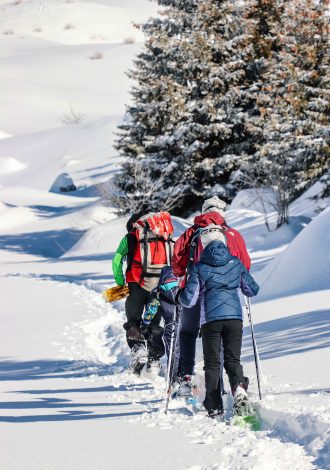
[139,321,149,337]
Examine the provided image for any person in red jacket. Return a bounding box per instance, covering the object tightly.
[171,196,251,398]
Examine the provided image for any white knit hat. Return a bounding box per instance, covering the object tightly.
[202,196,227,216]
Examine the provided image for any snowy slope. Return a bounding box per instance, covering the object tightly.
[257,207,330,300]
[0,0,158,134]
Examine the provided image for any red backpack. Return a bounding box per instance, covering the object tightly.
[130,212,174,291]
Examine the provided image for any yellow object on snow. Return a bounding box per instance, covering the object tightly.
[102,285,129,303]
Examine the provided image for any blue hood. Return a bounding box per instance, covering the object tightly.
[200,241,232,267]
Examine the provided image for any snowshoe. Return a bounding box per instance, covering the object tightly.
[233,384,253,417]
[173,375,199,406]
[130,343,148,376]
[207,408,224,420]
[170,375,182,398]
[175,375,193,398]
[146,359,162,376]
[231,413,261,431]
[231,383,261,430]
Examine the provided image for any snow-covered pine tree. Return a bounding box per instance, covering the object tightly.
[113,1,197,213]
[114,0,263,214]
[113,0,328,217]
[166,0,261,206]
[242,0,329,227]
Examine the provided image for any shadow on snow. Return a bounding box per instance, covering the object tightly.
[242,309,330,361]
[0,230,85,259]
[0,359,125,382]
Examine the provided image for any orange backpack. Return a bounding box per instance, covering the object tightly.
[130,212,174,291]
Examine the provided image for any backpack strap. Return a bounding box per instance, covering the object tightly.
[139,226,149,283]
[186,228,202,274]
[166,236,175,265]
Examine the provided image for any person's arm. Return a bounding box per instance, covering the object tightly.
[171,226,194,277]
[179,264,201,308]
[112,235,128,286]
[240,266,259,297]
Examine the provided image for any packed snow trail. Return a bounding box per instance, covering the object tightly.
[1,276,329,469]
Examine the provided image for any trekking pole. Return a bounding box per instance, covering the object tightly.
[164,303,181,414]
[244,296,262,401]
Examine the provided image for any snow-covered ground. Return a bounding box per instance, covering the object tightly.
[0,1,330,469]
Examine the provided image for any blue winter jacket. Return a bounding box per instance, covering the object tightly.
[180,240,259,325]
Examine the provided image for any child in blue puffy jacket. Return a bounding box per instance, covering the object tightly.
[180,240,259,418]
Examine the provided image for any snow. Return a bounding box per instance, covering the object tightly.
[257,207,330,300]
[0,156,26,175]
[229,188,277,214]
[0,1,329,469]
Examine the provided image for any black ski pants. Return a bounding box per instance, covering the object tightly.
[178,301,201,375]
[124,282,163,360]
[178,302,225,393]
[201,319,246,412]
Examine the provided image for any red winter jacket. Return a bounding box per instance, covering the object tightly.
[171,212,251,277]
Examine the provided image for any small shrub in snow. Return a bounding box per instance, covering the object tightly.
[34,27,42,33]
[123,37,135,45]
[3,30,14,35]
[89,51,104,60]
[61,105,85,125]
[108,161,183,215]
[13,0,22,5]
[64,23,75,31]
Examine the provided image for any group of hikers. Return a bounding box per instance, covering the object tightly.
[112,196,259,419]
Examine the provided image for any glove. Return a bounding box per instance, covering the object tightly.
[142,298,161,325]
[103,285,129,302]
[139,322,149,336]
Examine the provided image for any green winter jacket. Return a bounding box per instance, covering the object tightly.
[112,235,128,286]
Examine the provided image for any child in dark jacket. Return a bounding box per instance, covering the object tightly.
[142,266,180,375]
[180,240,259,418]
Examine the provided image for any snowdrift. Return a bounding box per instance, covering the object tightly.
[0,156,26,176]
[63,215,191,260]
[257,207,330,300]
[229,188,277,214]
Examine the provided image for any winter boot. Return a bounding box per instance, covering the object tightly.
[170,375,182,398]
[233,383,252,416]
[146,358,162,376]
[130,343,148,375]
[207,408,224,420]
[176,374,194,398]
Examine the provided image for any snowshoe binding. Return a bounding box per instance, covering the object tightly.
[174,375,198,406]
[232,384,261,431]
[207,408,225,421]
[146,359,162,376]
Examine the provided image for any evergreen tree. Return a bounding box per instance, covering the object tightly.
[113,1,197,213]
[113,0,329,220]
[114,0,262,214]
[242,0,329,226]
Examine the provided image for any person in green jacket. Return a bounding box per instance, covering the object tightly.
[113,212,164,374]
